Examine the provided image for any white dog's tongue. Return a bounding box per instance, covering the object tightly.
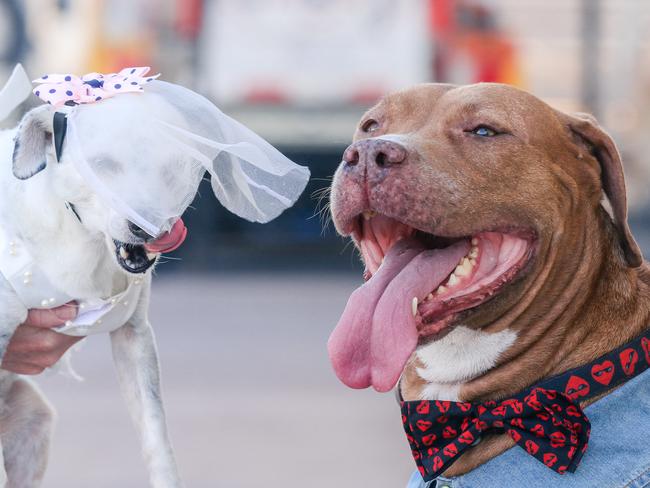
[328,238,469,392]
[144,218,187,253]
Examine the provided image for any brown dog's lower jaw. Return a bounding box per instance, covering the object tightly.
[352,213,535,339]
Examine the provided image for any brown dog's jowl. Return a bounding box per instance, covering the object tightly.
[327,82,650,477]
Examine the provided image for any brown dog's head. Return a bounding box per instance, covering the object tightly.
[327,83,642,393]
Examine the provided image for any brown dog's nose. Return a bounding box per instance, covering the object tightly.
[343,139,407,167]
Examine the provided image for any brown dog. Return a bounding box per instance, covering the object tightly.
[327,83,649,478]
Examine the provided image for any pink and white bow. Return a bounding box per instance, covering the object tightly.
[32,67,160,108]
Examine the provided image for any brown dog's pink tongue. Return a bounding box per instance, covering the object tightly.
[144,218,187,253]
[370,240,469,391]
[328,239,424,389]
[328,239,469,392]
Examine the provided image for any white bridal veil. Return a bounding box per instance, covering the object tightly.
[64,80,310,235]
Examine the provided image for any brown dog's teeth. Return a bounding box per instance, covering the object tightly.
[469,246,479,259]
[455,257,473,277]
[119,247,129,259]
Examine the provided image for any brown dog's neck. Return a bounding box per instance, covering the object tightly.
[401,209,650,477]
[469,208,649,400]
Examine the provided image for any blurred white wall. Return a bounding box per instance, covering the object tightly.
[200,0,432,106]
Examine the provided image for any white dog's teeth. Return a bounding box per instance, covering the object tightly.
[436,285,447,295]
[471,237,479,246]
[411,297,418,317]
[427,293,434,301]
[119,247,129,259]
[146,252,157,260]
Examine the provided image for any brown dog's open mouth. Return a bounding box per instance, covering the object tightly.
[357,212,533,333]
[328,212,534,393]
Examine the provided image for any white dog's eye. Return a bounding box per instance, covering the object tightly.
[469,125,498,137]
[95,157,124,175]
[361,119,379,133]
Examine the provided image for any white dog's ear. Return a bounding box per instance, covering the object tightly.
[12,105,55,180]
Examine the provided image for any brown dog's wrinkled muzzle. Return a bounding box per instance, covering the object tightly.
[329,130,534,392]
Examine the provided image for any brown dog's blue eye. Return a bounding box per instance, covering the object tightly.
[471,126,497,137]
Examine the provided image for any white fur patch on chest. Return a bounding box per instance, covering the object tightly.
[414,325,517,401]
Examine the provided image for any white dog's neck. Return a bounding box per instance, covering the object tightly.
[410,325,517,401]
[0,128,126,300]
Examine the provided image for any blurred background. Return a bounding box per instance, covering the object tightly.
[2,0,650,487]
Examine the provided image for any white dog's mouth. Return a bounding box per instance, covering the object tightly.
[113,240,158,274]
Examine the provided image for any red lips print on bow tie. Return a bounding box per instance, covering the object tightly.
[443,444,458,457]
[564,375,590,400]
[416,401,430,415]
[543,452,558,468]
[422,434,437,446]
[550,431,566,448]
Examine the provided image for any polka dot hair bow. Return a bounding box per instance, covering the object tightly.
[32,67,159,108]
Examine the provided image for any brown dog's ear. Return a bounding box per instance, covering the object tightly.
[560,111,642,268]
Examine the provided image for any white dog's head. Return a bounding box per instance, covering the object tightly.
[9,78,310,275]
[11,93,201,274]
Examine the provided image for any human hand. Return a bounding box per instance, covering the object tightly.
[2,304,82,374]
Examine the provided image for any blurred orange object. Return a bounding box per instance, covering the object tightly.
[87,0,157,75]
[430,0,523,87]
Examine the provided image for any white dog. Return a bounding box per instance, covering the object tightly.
[0,66,309,487]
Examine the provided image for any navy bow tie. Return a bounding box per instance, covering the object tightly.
[401,331,650,482]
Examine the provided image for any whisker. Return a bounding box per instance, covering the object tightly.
[158,255,182,261]
[310,183,334,234]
